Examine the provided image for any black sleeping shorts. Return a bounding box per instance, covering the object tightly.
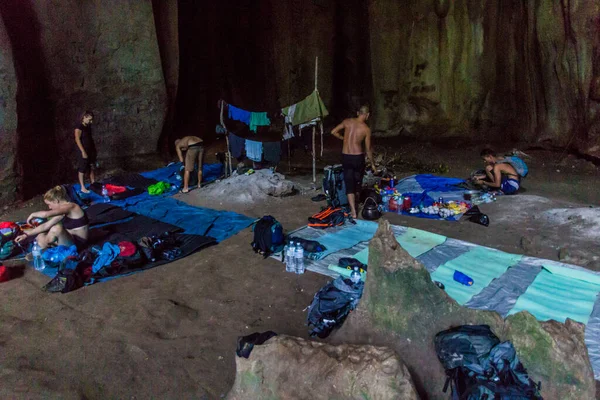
[341,153,365,195]
[77,149,97,173]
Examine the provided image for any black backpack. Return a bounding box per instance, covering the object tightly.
[435,325,542,400]
[323,164,348,208]
[251,216,284,258]
[306,276,364,338]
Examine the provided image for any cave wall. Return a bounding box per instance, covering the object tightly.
[0,0,599,203]
[0,0,167,199]
[0,14,18,204]
[368,0,600,150]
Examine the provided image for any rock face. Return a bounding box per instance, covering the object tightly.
[0,14,18,204]
[368,0,600,147]
[334,220,595,399]
[226,334,420,400]
[0,0,167,199]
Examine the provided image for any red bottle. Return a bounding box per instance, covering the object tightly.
[389,197,399,212]
[402,196,412,211]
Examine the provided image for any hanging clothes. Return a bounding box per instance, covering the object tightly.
[228,133,246,159]
[228,105,251,125]
[249,112,271,133]
[263,141,281,164]
[245,140,263,162]
[281,90,329,126]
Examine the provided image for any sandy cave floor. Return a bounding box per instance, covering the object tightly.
[0,137,599,399]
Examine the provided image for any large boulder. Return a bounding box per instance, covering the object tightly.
[0,13,18,205]
[226,334,420,400]
[334,220,595,399]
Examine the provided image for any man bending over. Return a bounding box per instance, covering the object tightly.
[175,136,204,193]
[331,105,376,218]
[473,148,520,194]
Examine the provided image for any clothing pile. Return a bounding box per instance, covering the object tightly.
[42,233,184,293]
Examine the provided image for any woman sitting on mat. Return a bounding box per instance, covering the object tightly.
[15,186,89,249]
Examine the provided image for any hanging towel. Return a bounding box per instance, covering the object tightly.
[281,90,329,126]
[245,140,263,162]
[263,141,281,164]
[228,105,251,125]
[228,133,246,159]
[249,112,271,132]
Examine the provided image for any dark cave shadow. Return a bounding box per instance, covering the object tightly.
[0,0,60,199]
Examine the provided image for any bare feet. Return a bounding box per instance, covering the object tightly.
[197,184,202,190]
[80,188,90,194]
[181,188,189,194]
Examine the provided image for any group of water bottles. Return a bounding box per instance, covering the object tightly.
[284,241,305,274]
[101,185,110,203]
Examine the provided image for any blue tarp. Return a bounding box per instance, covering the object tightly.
[393,174,468,221]
[73,162,224,207]
[121,197,254,242]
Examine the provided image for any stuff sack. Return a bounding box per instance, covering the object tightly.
[251,216,284,257]
[306,276,364,338]
[323,164,348,208]
[308,207,347,229]
[501,156,529,178]
[435,325,542,400]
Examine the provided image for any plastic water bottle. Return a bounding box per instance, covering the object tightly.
[101,185,110,203]
[453,270,474,286]
[295,243,305,274]
[32,241,45,271]
[285,242,295,273]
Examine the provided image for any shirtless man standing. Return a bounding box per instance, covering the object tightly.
[175,136,204,193]
[473,148,521,194]
[331,105,376,218]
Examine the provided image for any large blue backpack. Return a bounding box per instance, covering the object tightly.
[323,165,348,208]
[501,156,529,178]
[435,325,542,400]
[251,216,284,258]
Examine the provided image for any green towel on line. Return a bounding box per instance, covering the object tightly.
[282,90,329,126]
[249,112,271,132]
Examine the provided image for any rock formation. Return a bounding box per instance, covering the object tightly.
[334,219,595,399]
[0,14,18,204]
[0,0,167,199]
[226,334,420,400]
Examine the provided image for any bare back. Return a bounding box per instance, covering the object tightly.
[340,118,370,155]
[178,136,203,150]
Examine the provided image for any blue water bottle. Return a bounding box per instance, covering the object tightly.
[453,270,474,286]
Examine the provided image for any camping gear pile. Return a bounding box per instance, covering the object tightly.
[22,232,185,293]
[435,325,542,399]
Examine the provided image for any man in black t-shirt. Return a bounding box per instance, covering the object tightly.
[74,111,96,193]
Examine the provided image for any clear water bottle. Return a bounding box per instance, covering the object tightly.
[295,243,305,274]
[285,242,295,273]
[101,185,110,203]
[32,240,45,271]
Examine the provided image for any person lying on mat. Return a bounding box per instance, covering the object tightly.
[175,136,204,193]
[14,186,89,249]
[473,148,520,195]
[331,105,376,219]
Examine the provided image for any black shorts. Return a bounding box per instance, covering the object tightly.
[77,151,96,173]
[342,154,365,194]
